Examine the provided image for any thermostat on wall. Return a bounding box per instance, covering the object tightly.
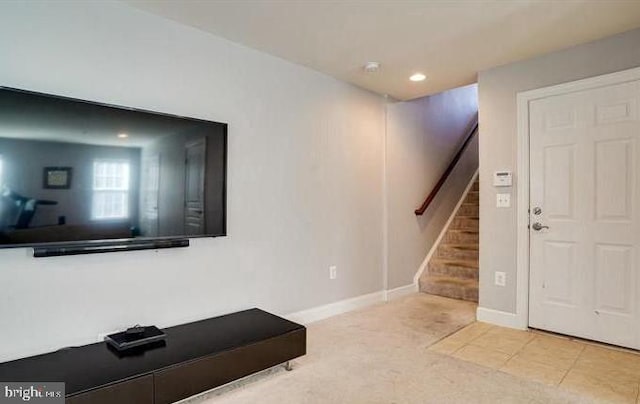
[493,170,513,187]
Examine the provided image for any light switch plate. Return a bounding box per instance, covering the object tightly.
[495,271,506,287]
[496,193,511,208]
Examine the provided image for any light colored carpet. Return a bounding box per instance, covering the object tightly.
[187,294,591,404]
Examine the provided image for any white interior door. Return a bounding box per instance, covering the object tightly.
[141,153,160,237]
[184,139,206,236]
[528,79,640,350]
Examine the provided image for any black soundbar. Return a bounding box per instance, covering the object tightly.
[33,238,189,257]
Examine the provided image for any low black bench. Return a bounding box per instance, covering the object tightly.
[0,309,306,404]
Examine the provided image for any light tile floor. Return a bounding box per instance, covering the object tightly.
[429,322,640,403]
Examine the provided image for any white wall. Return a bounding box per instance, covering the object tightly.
[478,28,640,314]
[386,85,478,289]
[0,1,385,362]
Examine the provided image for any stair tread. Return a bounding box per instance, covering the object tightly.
[423,274,478,287]
[438,243,479,251]
[430,258,478,268]
[446,230,479,236]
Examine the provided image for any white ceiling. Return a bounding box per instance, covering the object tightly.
[125,0,640,101]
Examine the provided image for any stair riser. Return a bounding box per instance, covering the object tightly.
[457,204,479,216]
[465,192,479,204]
[420,279,478,302]
[428,262,478,279]
[450,218,479,231]
[436,247,479,261]
[444,231,479,244]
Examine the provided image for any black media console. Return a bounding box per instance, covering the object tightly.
[0,309,306,404]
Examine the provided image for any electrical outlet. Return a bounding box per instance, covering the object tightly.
[495,271,506,287]
[329,265,337,280]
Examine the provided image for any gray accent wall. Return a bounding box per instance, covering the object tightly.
[386,84,478,289]
[478,28,640,314]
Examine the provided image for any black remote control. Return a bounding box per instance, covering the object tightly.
[125,326,146,335]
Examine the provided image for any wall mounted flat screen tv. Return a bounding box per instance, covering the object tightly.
[0,87,227,248]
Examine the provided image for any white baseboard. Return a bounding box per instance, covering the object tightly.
[284,290,386,325]
[476,307,527,330]
[284,284,421,326]
[414,169,479,284]
[385,283,418,301]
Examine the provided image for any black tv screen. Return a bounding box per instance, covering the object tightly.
[0,87,227,247]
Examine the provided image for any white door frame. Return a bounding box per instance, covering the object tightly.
[515,66,640,330]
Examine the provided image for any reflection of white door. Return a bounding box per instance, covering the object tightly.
[528,78,640,349]
[184,139,206,235]
[141,154,160,237]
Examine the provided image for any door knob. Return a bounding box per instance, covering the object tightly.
[532,222,549,231]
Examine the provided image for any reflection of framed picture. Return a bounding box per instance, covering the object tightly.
[43,167,72,189]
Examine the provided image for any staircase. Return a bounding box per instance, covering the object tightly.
[419,178,479,302]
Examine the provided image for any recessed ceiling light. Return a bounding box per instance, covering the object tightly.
[364,62,381,73]
[409,73,426,82]
[117,133,128,139]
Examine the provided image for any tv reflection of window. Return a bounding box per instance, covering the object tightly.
[92,160,130,220]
